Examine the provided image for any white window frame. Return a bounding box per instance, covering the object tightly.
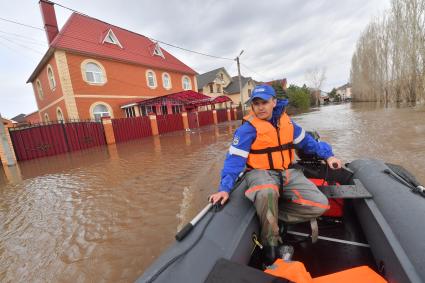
[81,59,107,85]
[36,79,44,100]
[56,107,64,122]
[146,70,157,89]
[91,102,113,121]
[47,65,56,90]
[182,76,192,90]
[44,113,50,122]
[162,72,172,89]
[102,29,123,48]
[152,43,165,58]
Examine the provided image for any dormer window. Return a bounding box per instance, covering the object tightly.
[102,29,122,48]
[152,43,165,58]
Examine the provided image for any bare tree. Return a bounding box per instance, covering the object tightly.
[305,67,327,106]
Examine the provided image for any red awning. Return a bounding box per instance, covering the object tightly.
[212,95,233,103]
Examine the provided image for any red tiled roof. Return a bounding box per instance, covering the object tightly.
[52,13,197,75]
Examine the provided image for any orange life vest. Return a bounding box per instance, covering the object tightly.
[243,112,295,170]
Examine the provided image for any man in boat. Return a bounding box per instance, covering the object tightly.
[209,84,342,265]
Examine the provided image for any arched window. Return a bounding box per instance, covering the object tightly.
[44,113,50,122]
[146,70,157,88]
[36,80,44,99]
[182,76,191,90]
[57,108,64,122]
[85,62,105,83]
[92,104,110,121]
[162,73,171,89]
[47,65,56,89]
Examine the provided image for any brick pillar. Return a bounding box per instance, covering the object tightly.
[227,109,231,121]
[101,116,116,144]
[233,108,238,120]
[181,112,189,130]
[0,120,16,166]
[149,114,159,136]
[213,110,218,124]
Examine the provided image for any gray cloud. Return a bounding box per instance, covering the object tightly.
[0,0,390,118]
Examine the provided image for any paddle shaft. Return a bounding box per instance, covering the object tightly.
[175,203,213,241]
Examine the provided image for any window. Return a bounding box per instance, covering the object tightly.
[36,80,44,99]
[182,76,191,90]
[161,105,168,115]
[220,73,224,80]
[217,85,221,93]
[92,104,110,121]
[57,108,64,121]
[85,62,105,84]
[248,89,252,96]
[153,43,164,58]
[140,105,155,116]
[172,105,182,114]
[125,107,136,118]
[44,113,50,122]
[162,73,171,89]
[146,70,157,88]
[102,29,122,48]
[47,65,56,90]
[209,84,214,93]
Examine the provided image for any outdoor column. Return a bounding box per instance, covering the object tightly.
[233,108,238,120]
[213,109,218,124]
[149,114,159,136]
[227,109,232,121]
[134,106,141,117]
[101,116,116,145]
[0,116,16,166]
[181,112,189,130]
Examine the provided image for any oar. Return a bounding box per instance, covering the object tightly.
[384,164,425,197]
[175,203,213,241]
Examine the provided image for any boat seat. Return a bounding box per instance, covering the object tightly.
[318,179,372,199]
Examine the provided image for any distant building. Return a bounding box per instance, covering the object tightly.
[197,67,255,106]
[336,83,352,101]
[28,1,197,122]
[1,117,16,127]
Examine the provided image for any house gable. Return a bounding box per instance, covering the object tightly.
[102,29,122,48]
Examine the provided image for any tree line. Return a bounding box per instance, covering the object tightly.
[351,0,425,103]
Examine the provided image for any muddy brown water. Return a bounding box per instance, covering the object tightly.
[0,103,424,282]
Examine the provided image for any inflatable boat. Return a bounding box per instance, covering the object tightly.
[136,159,425,283]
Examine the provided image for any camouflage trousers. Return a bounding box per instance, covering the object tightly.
[244,169,329,246]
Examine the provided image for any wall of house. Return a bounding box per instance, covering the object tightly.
[32,56,65,116]
[63,53,197,119]
[227,80,255,106]
[25,112,41,124]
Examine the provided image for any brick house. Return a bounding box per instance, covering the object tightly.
[197,67,255,107]
[28,0,197,122]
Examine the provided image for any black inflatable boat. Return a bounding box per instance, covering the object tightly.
[137,159,425,283]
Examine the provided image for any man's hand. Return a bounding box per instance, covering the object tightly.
[326,156,342,170]
[209,191,229,205]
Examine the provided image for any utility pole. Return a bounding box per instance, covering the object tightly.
[236,50,244,112]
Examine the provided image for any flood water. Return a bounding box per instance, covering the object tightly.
[0,103,424,282]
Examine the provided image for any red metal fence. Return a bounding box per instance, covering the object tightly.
[217,109,228,123]
[188,112,198,129]
[156,114,184,134]
[198,110,214,127]
[112,116,152,143]
[9,121,106,161]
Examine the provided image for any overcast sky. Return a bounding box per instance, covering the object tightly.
[0,0,390,119]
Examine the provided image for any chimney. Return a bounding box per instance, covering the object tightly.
[39,0,59,44]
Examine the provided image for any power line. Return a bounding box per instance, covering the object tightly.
[0,17,44,31]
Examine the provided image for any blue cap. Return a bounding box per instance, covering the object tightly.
[249,84,276,102]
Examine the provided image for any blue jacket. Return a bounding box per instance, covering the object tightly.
[219,99,334,193]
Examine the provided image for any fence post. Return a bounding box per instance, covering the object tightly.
[0,115,16,166]
[149,114,159,136]
[101,116,116,144]
[213,110,218,124]
[181,112,189,131]
[227,109,231,121]
[233,108,238,120]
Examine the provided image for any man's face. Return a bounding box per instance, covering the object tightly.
[251,98,276,120]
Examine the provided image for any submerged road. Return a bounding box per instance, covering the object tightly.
[0,102,424,282]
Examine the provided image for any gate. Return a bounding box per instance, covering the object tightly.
[216,109,228,123]
[9,121,106,161]
[188,112,198,129]
[198,110,214,127]
[112,116,152,143]
[156,114,184,134]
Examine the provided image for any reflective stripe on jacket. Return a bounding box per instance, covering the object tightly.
[243,112,295,170]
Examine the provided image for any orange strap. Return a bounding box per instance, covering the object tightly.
[245,184,279,196]
[292,189,330,210]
